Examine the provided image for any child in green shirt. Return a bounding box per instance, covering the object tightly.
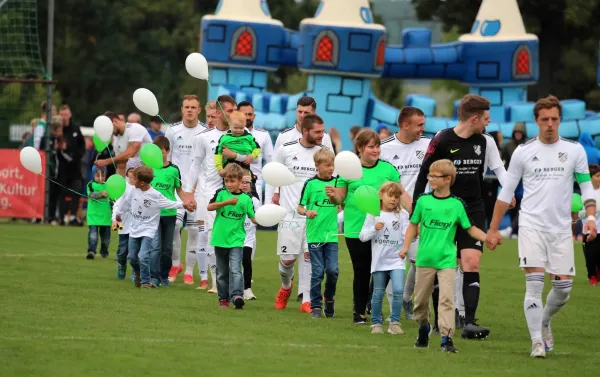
[149,136,184,286]
[401,159,490,353]
[297,148,339,319]
[215,111,260,176]
[86,166,112,259]
[208,163,256,310]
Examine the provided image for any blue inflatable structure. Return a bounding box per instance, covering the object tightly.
[200,0,600,150]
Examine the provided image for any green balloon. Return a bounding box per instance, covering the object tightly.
[140,143,163,169]
[106,174,126,200]
[354,185,380,216]
[93,134,107,152]
[572,193,583,212]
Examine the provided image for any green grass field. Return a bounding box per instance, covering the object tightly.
[0,223,598,377]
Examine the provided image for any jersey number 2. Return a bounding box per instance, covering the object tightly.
[281,246,287,253]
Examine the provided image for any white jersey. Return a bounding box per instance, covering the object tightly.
[112,182,135,235]
[499,137,590,234]
[249,127,274,181]
[116,187,181,238]
[244,196,261,248]
[274,140,327,214]
[359,211,408,273]
[380,135,431,197]
[274,125,333,151]
[184,127,228,196]
[165,120,207,175]
[112,122,152,157]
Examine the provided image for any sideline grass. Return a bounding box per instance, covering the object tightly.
[0,223,597,377]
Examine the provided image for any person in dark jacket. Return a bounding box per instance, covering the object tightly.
[499,122,526,238]
[57,105,86,226]
[578,132,600,165]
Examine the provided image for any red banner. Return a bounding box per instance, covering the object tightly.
[0,149,46,218]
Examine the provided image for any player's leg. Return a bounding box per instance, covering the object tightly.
[264,183,275,205]
[276,254,296,309]
[196,222,209,290]
[255,179,264,203]
[182,211,199,284]
[413,267,436,348]
[275,217,300,309]
[299,237,312,312]
[431,276,440,334]
[387,269,405,335]
[169,209,185,282]
[454,266,465,329]
[541,232,576,352]
[458,210,488,339]
[518,227,547,358]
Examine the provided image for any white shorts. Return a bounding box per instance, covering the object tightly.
[194,193,217,230]
[277,213,308,256]
[176,208,198,230]
[255,179,264,203]
[518,227,575,276]
[407,238,419,262]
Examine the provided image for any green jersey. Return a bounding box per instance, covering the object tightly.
[336,160,400,238]
[214,130,261,170]
[210,188,256,248]
[151,163,181,216]
[299,175,338,244]
[86,181,112,226]
[410,193,472,269]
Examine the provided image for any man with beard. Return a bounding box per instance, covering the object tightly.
[237,101,274,202]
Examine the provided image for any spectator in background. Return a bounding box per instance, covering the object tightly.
[44,117,63,224]
[147,116,164,140]
[31,101,57,150]
[117,113,126,122]
[56,104,86,226]
[376,123,391,139]
[578,132,600,165]
[20,132,31,149]
[127,112,142,125]
[500,122,526,239]
[328,127,341,155]
[350,126,362,144]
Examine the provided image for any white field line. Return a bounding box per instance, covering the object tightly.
[0,335,591,356]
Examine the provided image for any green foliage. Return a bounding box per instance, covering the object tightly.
[411,0,600,109]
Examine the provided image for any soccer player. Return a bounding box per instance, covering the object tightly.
[183,95,237,293]
[205,101,218,128]
[237,101,274,202]
[273,114,329,313]
[268,96,333,302]
[413,94,507,339]
[165,95,208,287]
[380,106,430,320]
[486,96,597,358]
[95,111,153,173]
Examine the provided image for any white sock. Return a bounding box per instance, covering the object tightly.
[207,243,217,287]
[301,255,311,303]
[184,228,198,275]
[542,279,572,328]
[455,267,465,316]
[172,221,182,266]
[196,226,208,281]
[279,260,294,289]
[524,273,545,344]
[403,263,416,302]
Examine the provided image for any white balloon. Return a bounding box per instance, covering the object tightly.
[262,161,296,187]
[20,146,42,174]
[255,204,288,227]
[132,88,159,116]
[334,151,363,180]
[185,53,209,80]
[93,115,114,142]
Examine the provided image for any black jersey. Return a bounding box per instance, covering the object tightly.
[413,128,504,211]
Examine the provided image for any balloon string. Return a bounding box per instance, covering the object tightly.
[103,141,118,172]
[157,114,169,126]
[207,80,232,128]
[41,174,102,203]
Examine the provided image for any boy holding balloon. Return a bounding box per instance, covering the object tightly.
[86,166,112,259]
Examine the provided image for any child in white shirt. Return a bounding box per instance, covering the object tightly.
[112,166,137,280]
[116,166,182,288]
[359,182,408,335]
[241,171,261,300]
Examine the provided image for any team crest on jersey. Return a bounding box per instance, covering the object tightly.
[473,145,481,156]
[392,221,400,231]
[143,199,152,208]
[558,152,568,162]
[383,228,390,240]
[415,150,425,160]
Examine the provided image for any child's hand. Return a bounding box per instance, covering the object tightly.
[227,197,239,206]
[305,210,318,219]
[243,156,252,165]
[112,221,119,231]
[399,249,408,259]
[303,252,310,261]
[375,222,384,231]
[101,191,108,198]
[115,215,122,223]
[325,185,337,198]
[218,169,226,177]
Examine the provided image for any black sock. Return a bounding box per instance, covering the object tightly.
[432,285,439,328]
[463,272,480,324]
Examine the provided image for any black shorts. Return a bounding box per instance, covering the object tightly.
[455,209,486,257]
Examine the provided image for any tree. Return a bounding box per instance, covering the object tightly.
[411,0,600,110]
